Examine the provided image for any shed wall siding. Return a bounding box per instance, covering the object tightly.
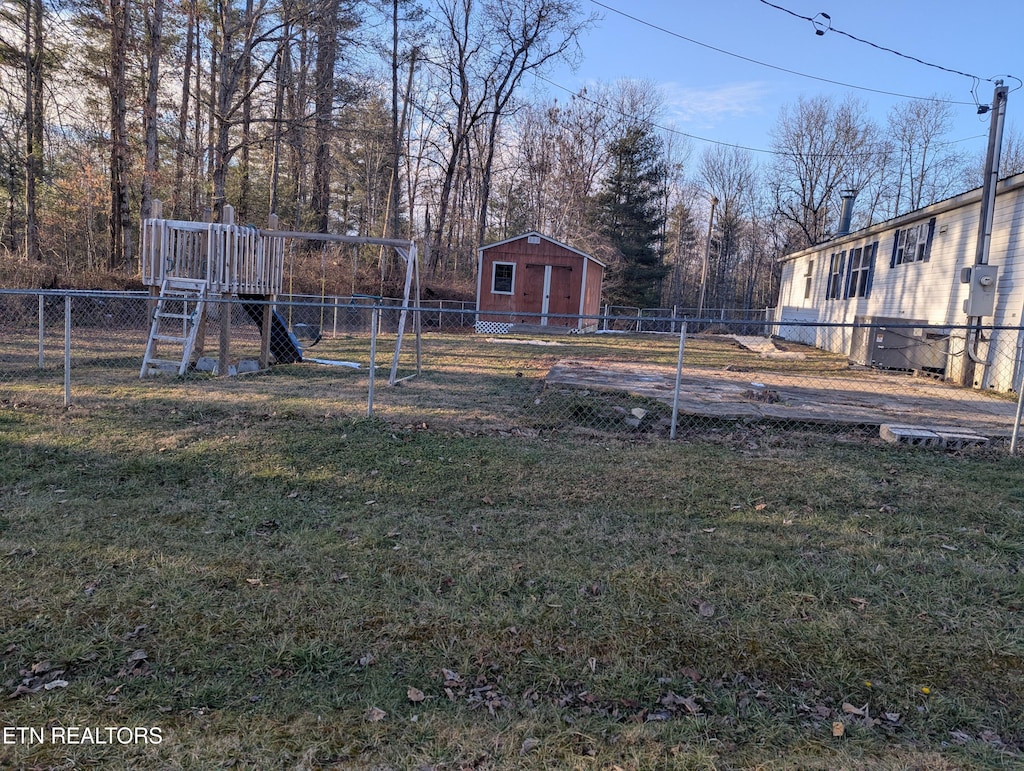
[476,234,603,329]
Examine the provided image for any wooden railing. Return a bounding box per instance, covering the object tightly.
[140,202,285,296]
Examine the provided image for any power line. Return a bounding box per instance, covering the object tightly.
[418,7,988,159]
[758,0,995,84]
[586,0,977,106]
[530,71,985,159]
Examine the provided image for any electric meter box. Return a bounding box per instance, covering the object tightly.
[961,265,998,317]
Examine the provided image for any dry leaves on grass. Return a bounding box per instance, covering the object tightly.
[7,660,68,699]
[692,599,716,618]
[407,686,426,703]
[441,667,510,716]
[364,706,387,723]
[520,737,541,755]
[117,649,152,678]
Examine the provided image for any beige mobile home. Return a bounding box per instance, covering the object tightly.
[774,172,1024,390]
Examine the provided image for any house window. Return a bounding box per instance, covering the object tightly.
[845,242,877,298]
[492,262,515,294]
[804,260,814,299]
[891,218,936,266]
[825,252,845,300]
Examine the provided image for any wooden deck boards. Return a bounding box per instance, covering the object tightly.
[544,359,1019,437]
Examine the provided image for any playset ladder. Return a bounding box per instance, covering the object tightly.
[140,277,209,377]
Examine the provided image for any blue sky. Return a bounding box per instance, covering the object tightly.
[536,0,1022,163]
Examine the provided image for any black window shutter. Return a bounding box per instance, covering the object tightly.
[923,218,937,261]
[890,229,901,268]
[844,252,856,299]
[865,242,878,297]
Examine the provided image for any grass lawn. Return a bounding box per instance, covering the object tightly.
[1,333,1022,769]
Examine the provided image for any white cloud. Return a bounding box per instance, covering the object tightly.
[659,81,773,127]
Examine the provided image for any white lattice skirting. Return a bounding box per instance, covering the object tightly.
[475,321,514,334]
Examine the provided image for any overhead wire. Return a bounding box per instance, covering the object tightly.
[587,0,978,106]
[415,6,990,159]
[756,0,1020,111]
[757,0,990,83]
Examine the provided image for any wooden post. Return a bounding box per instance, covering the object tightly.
[217,205,234,374]
[218,296,230,375]
[259,212,279,370]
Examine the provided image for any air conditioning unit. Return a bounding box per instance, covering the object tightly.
[850,317,949,376]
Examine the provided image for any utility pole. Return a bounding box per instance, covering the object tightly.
[696,195,718,322]
[962,81,1008,387]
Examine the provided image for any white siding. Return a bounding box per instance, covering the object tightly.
[774,174,1024,389]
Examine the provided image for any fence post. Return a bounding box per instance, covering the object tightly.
[670,322,688,440]
[38,294,45,368]
[1012,343,1024,455]
[63,295,71,408]
[367,306,378,417]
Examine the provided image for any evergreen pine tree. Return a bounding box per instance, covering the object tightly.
[593,124,668,307]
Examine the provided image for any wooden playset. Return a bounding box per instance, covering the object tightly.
[139,201,420,384]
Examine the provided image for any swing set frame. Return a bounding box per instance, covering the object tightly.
[140,202,422,385]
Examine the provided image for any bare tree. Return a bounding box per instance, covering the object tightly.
[699,144,756,309]
[426,0,592,275]
[108,0,132,268]
[171,0,197,218]
[769,94,880,248]
[1000,126,1024,178]
[140,0,165,224]
[885,97,968,216]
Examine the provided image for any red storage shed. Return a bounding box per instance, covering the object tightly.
[475,232,605,333]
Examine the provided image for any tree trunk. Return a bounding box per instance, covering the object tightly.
[268,15,290,216]
[238,0,254,221]
[172,0,195,219]
[23,0,43,262]
[141,0,165,224]
[108,0,133,270]
[310,0,340,233]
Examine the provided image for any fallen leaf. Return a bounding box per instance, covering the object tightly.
[697,601,715,618]
[123,625,147,640]
[364,706,387,723]
[43,679,68,691]
[127,649,148,663]
[680,667,702,682]
[849,597,869,611]
[245,578,264,587]
[441,668,462,684]
[482,496,494,505]
[842,702,868,717]
[832,721,846,737]
[883,712,901,723]
[755,503,768,511]
[520,737,540,755]
[357,653,375,667]
[407,686,426,703]
[949,729,972,744]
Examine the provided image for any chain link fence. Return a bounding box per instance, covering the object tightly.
[3,289,1023,451]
